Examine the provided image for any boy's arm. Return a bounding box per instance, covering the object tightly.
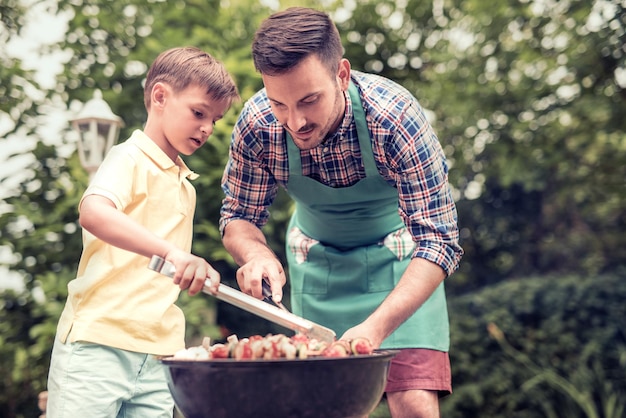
[79,194,219,295]
[80,195,173,258]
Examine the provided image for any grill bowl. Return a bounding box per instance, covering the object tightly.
[161,350,397,418]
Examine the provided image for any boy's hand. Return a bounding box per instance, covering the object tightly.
[164,249,220,296]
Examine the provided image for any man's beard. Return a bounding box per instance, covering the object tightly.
[287,88,345,151]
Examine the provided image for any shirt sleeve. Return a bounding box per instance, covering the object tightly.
[81,144,136,211]
[219,105,279,235]
[383,100,463,276]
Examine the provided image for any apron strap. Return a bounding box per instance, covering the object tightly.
[348,82,379,178]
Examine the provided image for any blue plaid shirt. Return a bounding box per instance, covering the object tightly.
[220,71,463,275]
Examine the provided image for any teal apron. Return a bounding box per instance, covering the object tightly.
[285,83,449,350]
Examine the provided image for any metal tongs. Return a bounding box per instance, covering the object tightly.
[148,255,336,343]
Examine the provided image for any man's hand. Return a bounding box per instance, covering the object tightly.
[222,220,286,302]
[340,321,385,349]
[235,256,286,302]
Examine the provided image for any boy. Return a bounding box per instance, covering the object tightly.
[46,47,239,417]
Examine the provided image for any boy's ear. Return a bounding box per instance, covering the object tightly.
[151,82,168,108]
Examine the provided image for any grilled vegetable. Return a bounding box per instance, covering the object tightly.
[172,333,375,361]
[350,337,374,355]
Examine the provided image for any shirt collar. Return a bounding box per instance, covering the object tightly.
[128,130,199,180]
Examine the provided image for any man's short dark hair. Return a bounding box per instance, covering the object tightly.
[252,7,343,76]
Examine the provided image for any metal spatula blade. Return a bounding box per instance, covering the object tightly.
[148,255,336,343]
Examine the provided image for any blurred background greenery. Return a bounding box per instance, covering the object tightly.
[1,0,624,417]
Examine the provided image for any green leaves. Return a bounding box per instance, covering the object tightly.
[445,273,626,418]
[2,0,625,416]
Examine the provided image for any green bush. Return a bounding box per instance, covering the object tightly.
[443,272,626,418]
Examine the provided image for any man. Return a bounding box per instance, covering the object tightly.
[219,7,463,418]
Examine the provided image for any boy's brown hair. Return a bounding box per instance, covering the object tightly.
[144,47,239,110]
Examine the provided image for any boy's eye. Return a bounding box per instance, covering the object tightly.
[193,109,203,118]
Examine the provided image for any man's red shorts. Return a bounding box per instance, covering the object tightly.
[384,348,452,396]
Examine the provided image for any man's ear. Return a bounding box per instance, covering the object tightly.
[337,58,351,91]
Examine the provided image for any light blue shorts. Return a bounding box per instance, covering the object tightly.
[46,337,174,418]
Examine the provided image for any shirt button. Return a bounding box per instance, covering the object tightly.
[323,147,329,153]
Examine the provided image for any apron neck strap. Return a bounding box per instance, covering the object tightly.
[347,82,378,178]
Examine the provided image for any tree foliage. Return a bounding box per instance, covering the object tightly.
[0,0,41,139]
[0,142,86,417]
[339,0,626,290]
[1,0,625,417]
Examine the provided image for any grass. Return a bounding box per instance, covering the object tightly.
[370,398,392,418]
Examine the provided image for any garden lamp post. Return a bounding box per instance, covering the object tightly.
[69,89,124,178]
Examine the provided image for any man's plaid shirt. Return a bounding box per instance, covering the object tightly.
[220,71,463,276]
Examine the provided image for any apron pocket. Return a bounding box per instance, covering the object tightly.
[368,228,414,293]
[366,243,410,293]
[287,235,328,295]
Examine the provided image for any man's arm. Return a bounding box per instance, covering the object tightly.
[341,257,445,348]
[222,219,287,302]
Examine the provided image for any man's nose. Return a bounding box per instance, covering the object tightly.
[287,108,306,132]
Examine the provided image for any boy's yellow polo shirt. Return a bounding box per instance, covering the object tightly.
[57,130,199,356]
